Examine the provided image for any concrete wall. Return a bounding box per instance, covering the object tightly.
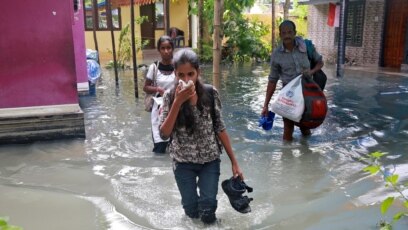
[307,0,385,66]
[0,0,85,143]
[73,2,89,93]
[0,0,79,108]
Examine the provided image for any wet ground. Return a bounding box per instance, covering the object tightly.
[0,63,408,229]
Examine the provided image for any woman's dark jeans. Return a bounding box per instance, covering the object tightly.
[173,159,220,223]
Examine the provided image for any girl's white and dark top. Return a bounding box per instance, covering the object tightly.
[146,62,176,144]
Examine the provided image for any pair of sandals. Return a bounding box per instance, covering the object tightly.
[221,177,253,213]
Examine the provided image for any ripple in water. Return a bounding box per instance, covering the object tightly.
[357,136,378,148]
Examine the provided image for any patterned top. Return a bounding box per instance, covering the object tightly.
[159,86,226,164]
[268,36,322,85]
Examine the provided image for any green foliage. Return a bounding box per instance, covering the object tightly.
[362,151,408,229]
[106,17,149,69]
[191,0,273,62]
[0,217,22,230]
[194,41,213,63]
[294,18,308,38]
[381,197,395,215]
[197,0,256,33]
[223,16,271,62]
[190,0,310,62]
[378,220,392,230]
[292,0,308,19]
[363,165,381,174]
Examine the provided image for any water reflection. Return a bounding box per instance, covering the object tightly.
[0,64,407,229]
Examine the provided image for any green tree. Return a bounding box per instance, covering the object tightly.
[292,0,308,19]
[191,0,272,62]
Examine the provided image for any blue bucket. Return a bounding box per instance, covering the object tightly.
[258,111,275,131]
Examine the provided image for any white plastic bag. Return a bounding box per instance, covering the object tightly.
[271,75,304,122]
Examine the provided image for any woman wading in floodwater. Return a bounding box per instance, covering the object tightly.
[143,36,176,153]
[159,49,244,224]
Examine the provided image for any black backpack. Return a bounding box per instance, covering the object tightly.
[204,84,222,151]
[305,39,327,91]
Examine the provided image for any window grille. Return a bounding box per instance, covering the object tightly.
[335,0,365,47]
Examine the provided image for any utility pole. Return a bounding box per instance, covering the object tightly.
[91,0,99,64]
[284,0,290,20]
[336,0,348,78]
[272,0,276,49]
[198,0,204,56]
[106,0,119,85]
[213,0,221,87]
[130,0,139,98]
[164,0,170,36]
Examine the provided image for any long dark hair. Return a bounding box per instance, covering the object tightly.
[170,49,211,133]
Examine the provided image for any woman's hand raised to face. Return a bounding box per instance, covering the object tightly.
[174,83,196,106]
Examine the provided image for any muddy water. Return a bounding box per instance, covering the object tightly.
[0,63,407,230]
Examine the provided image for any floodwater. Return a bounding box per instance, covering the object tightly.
[1,63,408,230]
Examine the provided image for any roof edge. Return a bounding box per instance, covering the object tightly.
[299,0,340,5]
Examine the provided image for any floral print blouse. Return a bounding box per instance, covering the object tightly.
[159,86,226,164]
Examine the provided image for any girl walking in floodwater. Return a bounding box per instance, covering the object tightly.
[143,36,176,153]
[159,49,244,224]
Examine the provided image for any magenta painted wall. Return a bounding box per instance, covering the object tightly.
[0,0,78,108]
[73,3,88,85]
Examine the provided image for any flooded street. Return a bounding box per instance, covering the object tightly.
[1,63,407,229]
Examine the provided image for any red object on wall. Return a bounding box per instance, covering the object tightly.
[327,3,336,27]
[0,0,78,108]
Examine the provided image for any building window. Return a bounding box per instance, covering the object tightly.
[84,0,121,31]
[335,0,365,47]
[155,0,164,29]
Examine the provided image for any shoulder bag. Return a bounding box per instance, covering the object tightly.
[144,62,158,112]
[271,75,305,122]
[305,39,327,91]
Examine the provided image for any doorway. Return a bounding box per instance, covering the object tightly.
[140,4,155,49]
[383,0,408,68]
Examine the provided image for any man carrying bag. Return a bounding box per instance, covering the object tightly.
[261,20,325,141]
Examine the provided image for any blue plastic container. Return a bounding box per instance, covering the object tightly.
[258,111,275,130]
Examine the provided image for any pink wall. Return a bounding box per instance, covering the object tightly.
[73,3,88,85]
[0,0,78,108]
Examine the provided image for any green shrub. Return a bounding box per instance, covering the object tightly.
[362,151,408,229]
[194,41,213,64]
[223,17,271,62]
[0,217,22,230]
